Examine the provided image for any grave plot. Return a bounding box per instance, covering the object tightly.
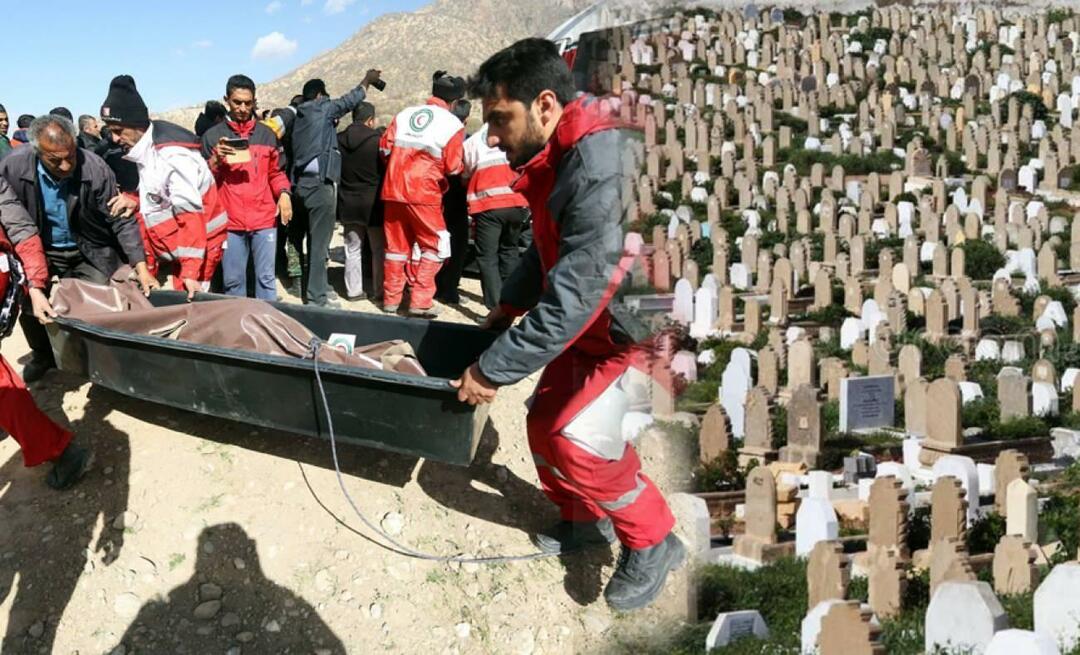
[592,3,1080,653]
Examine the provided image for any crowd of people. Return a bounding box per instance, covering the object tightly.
[0,38,685,613]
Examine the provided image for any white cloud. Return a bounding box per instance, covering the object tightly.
[251,32,298,60]
[266,0,283,13]
[192,39,213,48]
[324,0,355,14]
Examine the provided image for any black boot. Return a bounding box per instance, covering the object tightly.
[22,355,55,384]
[46,443,94,490]
[604,532,686,611]
[532,518,617,554]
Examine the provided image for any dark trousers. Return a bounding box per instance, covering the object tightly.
[295,180,337,305]
[473,207,528,309]
[21,249,108,365]
[435,209,470,303]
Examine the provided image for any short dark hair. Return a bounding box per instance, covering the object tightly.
[0,104,6,115]
[290,94,304,108]
[226,74,256,97]
[205,100,227,121]
[302,79,327,102]
[352,102,375,124]
[78,114,96,131]
[468,38,574,106]
[451,99,471,123]
[50,106,73,121]
[17,114,33,128]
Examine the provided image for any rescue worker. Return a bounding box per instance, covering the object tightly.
[460,121,531,309]
[452,38,684,612]
[379,71,467,317]
[0,176,92,489]
[99,75,227,298]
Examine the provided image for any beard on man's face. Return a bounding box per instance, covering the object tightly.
[507,114,547,169]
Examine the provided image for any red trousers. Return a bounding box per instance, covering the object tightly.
[382,201,446,309]
[527,348,675,550]
[0,354,71,467]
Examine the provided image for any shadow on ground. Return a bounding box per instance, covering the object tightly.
[111,522,345,654]
[0,382,130,652]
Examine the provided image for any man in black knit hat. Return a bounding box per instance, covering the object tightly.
[100,74,227,298]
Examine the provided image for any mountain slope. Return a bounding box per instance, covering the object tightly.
[159,0,592,129]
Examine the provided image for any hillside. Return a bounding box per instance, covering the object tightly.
[158,0,593,129]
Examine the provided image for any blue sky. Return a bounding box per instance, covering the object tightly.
[1,0,429,120]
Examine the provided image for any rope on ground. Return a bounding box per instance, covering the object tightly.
[305,337,560,564]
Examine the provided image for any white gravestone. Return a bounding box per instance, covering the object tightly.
[795,498,840,557]
[1034,563,1080,649]
[932,455,981,526]
[925,581,1009,655]
[706,610,770,650]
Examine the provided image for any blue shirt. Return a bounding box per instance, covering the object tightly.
[36,160,76,249]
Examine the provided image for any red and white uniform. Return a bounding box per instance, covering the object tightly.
[379,97,465,309]
[0,219,71,467]
[125,121,227,288]
[461,124,528,216]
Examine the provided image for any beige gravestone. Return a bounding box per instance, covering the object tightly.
[998,368,1032,422]
[868,477,910,557]
[777,381,820,464]
[818,601,885,655]
[904,377,928,436]
[868,547,907,619]
[699,404,731,464]
[733,466,783,562]
[929,537,977,596]
[994,450,1030,515]
[993,534,1039,595]
[808,540,849,608]
[931,476,968,545]
[925,378,963,450]
[740,387,777,466]
[1006,478,1037,542]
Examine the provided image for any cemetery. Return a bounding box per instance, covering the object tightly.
[595,2,1080,653]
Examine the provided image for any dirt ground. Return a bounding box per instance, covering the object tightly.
[0,241,697,655]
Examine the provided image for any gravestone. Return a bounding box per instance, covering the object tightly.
[923,378,964,459]
[868,477,909,556]
[1005,478,1037,542]
[840,375,896,431]
[931,477,968,545]
[795,496,840,557]
[808,540,849,608]
[904,378,928,436]
[779,384,822,467]
[925,581,1009,655]
[985,630,1061,655]
[1033,563,1080,648]
[699,404,731,464]
[740,387,777,466]
[868,546,907,620]
[993,535,1039,595]
[929,538,978,596]
[993,450,1030,515]
[705,610,770,650]
[998,368,1032,421]
[733,466,782,562]
[819,601,885,655]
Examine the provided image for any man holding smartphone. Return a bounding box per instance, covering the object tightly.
[202,74,292,301]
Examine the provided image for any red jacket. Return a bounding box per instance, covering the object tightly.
[202,119,290,232]
[379,97,465,206]
[462,124,528,215]
[127,121,227,281]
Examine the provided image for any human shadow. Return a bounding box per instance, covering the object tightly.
[415,421,615,606]
[0,379,131,652]
[112,522,345,654]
